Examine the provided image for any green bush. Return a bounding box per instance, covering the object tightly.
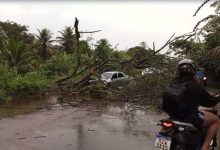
[0,64,53,100]
[42,53,76,77]
[7,71,53,95]
[0,64,14,89]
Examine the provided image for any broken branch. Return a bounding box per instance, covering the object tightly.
[79,30,102,33]
[193,0,211,17]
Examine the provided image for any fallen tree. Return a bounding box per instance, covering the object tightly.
[53,17,198,106]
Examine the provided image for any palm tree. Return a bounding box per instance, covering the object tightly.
[57,26,75,54]
[35,28,53,62]
[0,38,35,73]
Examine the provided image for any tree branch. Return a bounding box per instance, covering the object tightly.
[193,0,211,17]
[79,30,102,34]
[193,15,217,31]
[135,33,175,64]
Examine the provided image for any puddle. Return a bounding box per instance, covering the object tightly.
[0,96,164,150]
[36,102,163,150]
[0,95,58,118]
[0,98,219,150]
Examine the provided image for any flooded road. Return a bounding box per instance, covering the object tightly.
[0,95,58,118]
[0,100,165,150]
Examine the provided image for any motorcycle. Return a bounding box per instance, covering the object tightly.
[154,118,217,150]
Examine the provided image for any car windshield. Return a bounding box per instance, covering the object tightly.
[101,72,113,80]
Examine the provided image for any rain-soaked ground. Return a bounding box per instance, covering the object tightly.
[0,95,165,150]
[2,95,220,150]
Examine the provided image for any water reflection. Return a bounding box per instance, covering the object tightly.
[0,97,162,150]
[106,102,148,127]
[0,95,58,118]
[105,102,154,138]
[76,124,86,150]
[71,102,159,150]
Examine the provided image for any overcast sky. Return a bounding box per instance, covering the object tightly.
[0,1,215,50]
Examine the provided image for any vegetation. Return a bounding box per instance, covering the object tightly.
[0,38,35,73]
[57,26,75,54]
[35,28,53,62]
[0,1,220,106]
[170,0,220,80]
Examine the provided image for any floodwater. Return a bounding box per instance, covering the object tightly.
[0,95,58,118]
[0,96,165,150]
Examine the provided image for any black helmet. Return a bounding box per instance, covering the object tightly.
[177,59,196,76]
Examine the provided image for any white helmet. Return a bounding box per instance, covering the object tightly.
[177,59,196,75]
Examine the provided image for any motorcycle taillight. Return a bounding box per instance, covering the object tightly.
[162,122,173,128]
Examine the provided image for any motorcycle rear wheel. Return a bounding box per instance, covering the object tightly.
[172,144,199,150]
[172,145,187,150]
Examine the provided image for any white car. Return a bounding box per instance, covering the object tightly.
[101,71,129,86]
[141,67,162,76]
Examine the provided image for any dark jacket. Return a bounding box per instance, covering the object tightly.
[162,76,220,119]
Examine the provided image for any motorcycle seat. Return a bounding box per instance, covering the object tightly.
[171,120,197,130]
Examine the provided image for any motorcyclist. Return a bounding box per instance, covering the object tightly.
[162,59,220,150]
